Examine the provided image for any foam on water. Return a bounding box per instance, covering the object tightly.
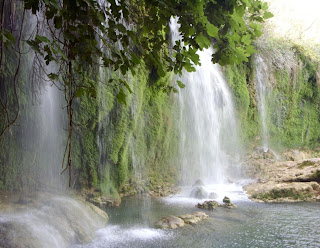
[72,225,171,248]
[163,183,251,206]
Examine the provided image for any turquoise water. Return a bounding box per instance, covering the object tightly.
[74,192,320,248]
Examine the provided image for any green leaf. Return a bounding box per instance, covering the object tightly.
[116,89,127,105]
[263,11,274,19]
[131,52,140,65]
[241,34,251,45]
[74,87,85,98]
[120,79,133,94]
[26,40,41,53]
[195,33,211,49]
[48,73,59,81]
[4,30,15,43]
[206,23,218,38]
[35,35,50,43]
[177,80,185,89]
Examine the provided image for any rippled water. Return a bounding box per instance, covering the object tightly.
[74,186,320,248]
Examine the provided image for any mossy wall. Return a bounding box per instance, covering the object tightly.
[225,39,320,150]
[71,63,179,199]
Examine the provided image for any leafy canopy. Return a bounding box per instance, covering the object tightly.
[22,0,273,97]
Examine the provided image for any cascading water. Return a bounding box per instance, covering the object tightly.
[38,82,67,189]
[170,18,241,186]
[255,55,269,149]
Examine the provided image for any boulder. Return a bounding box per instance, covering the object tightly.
[196,200,221,210]
[178,212,208,224]
[190,186,208,199]
[192,179,205,187]
[155,212,208,229]
[208,192,218,199]
[154,216,185,229]
[223,196,231,204]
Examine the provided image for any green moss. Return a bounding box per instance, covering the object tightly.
[253,188,313,201]
[298,160,316,168]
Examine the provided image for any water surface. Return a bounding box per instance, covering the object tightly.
[74,187,320,248]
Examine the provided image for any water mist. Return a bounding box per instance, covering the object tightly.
[170,18,242,186]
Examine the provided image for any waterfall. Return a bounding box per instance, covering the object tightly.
[255,55,269,149]
[38,82,66,188]
[170,18,241,185]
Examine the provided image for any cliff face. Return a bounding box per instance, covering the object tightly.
[225,39,320,151]
[1,2,320,203]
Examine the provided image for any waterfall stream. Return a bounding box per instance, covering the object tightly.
[255,55,269,149]
[170,18,241,186]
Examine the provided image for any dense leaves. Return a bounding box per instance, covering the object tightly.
[21,0,272,95]
[1,0,272,184]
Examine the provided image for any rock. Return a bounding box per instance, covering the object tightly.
[190,186,208,199]
[0,192,109,247]
[192,179,205,187]
[196,200,221,210]
[154,215,185,229]
[222,202,237,208]
[178,212,208,224]
[245,181,318,202]
[208,192,218,199]
[223,196,231,204]
[155,212,208,229]
[282,149,311,161]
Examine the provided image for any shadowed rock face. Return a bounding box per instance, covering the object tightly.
[0,192,108,248]
[190,186,208,199]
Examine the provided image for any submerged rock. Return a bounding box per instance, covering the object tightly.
[154,215,185,229]
[190,186,208,199]
[196,200,221,210]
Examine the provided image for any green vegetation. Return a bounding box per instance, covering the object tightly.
[298,160,316,169]
[253,188,313,201]
[225,38,320,150]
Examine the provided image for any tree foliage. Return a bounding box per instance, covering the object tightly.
[0,0,272,184]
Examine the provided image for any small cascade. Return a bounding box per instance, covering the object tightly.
[255,55,270,150]
[38,82,67,189]
[170,18,241,186]
[0,193,108,248]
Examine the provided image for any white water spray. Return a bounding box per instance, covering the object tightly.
[170,18,241,185]
[255,55,269,149]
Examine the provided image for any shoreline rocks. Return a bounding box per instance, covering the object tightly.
[244,157,320,202]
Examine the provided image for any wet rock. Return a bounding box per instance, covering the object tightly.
[223,196,231,204]
[190,186,208,199]
[178,212,208,224]
[192,179,205,187]
[154,215,185,229]
[208,192,218,199]
[196,200,221,210]
[222,196,237,208]
[0,192,109,247]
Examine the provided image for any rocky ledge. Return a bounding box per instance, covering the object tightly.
[154,212,208,229]
[244,158,320,202]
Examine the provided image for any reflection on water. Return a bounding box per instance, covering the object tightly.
[75,187,320,248]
